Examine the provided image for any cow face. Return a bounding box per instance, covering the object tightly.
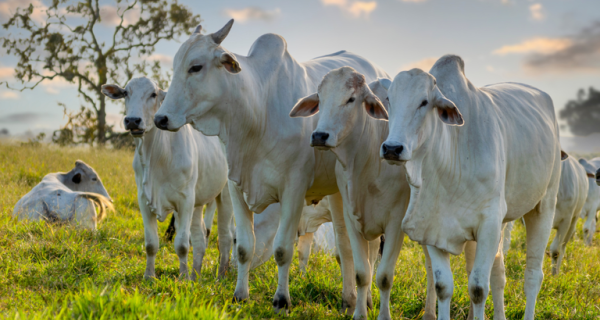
[154,19,241,133]
[381,69,464,165]
[102,78,166,137]
[64,160,112,201]
[289,67,387,150]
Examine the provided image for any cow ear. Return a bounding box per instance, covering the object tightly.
[72,173,81,184]
[101,84,127,100]
[290,93,319,118]
[433,86,464,126]
[378,78,392,91]
[220,52,241,74]
[579,158,596,177]
[364,93,388,120]
[561,150,569,161]
[157,89,167,103]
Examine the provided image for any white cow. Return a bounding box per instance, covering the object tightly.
[153,19,388,313]
[579,158,600,245]
[102,77,234,280]
[13,160,113,230]
[290,67,435,319]
[376,55,562,320]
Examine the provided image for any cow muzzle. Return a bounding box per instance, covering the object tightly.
[154,115,170,131]
[124,117,145,136]
[596,168,600,186]
[311,131,332,150]
[381,142,407,164]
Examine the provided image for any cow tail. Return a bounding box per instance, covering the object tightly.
[77,192,114,222]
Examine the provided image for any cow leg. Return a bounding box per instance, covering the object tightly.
[502,221,514,257]
[190,206,207,281]
[297,232,314,274]
[328,192,357,314]
[216,185,235,279]
[490,244,507,320]
[203,200,218,240]
[427,245,453,320]
[523,195,556,320]
[422,245,437,320]
[342,215,370,320]
[468,219,501,320]
[272,188,306,314]
[367,237,381,310]
[464,240,476,320]
[376,225,404,320]
[174,200,194,280]
[549,218,568,276]
[582,207,597,246]
[140,200,159,279]
[230,182,255,302]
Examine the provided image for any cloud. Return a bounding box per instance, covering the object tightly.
[0,0,47,24]
[495,21,600,74]
[0,91,19,99]
[321,0,377,18]
[222,7,281,23]
[401,57,438,72]
[147,54,173,65]
[0,67,14,80]
[529,3,544,21]
[99,5,140,27]
[0,112,48,124]
[493,37,572,55]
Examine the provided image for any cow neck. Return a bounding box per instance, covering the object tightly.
[136,126,175,217]
[333,110,388,232]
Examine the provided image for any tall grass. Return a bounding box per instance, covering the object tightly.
[0,143,598,319]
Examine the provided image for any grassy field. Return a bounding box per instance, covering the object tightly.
[0,143,599,319]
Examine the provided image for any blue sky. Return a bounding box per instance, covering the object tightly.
[0,0,599,138]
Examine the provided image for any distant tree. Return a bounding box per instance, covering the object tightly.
[560,87,600,136]
[1,0,200,144]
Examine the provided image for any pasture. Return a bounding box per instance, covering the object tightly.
[0,143,599,319]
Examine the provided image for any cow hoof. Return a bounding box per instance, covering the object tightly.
[232,293,248,303]
[143,274,156,281]
[376,313,392,320]
[341,299,356,315]
[272,294,291,314]
[423,313,437,320]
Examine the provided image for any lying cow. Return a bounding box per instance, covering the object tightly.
[290,67,434,319]
[102,77,234,280]
[153,19,388,313]
[579,158,600,246]
[13,160,113,230]
[378,55,562,320]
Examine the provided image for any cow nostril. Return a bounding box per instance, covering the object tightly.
[311,132,330,145]
[155,115,169,129]
[134,118,141,125]
[394,145,404,156]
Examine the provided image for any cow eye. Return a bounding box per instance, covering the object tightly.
[347,97,355,104]
[92,177,98,181]
[386,97,389,101]
[150,93,157,98]
[188,65,203,74]
[419,100,428,108]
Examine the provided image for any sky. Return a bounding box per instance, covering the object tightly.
[0,0,599,144]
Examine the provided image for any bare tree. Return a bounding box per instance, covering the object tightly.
[1,0,200,144]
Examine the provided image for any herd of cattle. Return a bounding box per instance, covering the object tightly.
[11,19,600,320]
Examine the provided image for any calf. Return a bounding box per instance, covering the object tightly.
[579,158,600,245]
[378,55,562,320]
[102,77,234,280]
[13,160,113,230]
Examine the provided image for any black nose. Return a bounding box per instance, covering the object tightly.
[311,132,330,146]
[154,115,169,130]
[124,117,142,130]
[596,168,600,181]
[381,143,404,160]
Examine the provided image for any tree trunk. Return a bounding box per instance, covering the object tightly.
[97,94,106,145]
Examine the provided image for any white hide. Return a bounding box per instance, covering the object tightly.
[381,55,562,320]
[102,77,234,280]
[154,19,388,313]
[291,67,431,320]
[13,161,113,230]
[579,158,600,246]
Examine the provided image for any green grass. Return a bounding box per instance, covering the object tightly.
[0,143,599,319]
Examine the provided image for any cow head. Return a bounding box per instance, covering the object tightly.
[63,160,112,201]
[381,69,463,165]
[579,158,600,246]
[154,19,241,133]
[102,77,166,138]
[289,67,387,150]
[596,167,600,186]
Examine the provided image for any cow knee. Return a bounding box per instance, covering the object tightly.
[551,249,559,261]
[377,273,392,291]
[434,270,453,300]
[469,284,486,304]
[175,243,189,257]
[274,247,289,266]
[237,245,249,264]
[146,243,158,256]
[355,271,368,287]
